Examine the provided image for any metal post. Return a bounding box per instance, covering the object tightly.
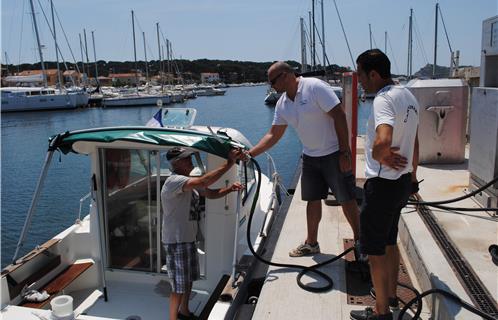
[231,191,242,282]
[433,3,439,78]
[29,0,47,87]
[12,150,55,263]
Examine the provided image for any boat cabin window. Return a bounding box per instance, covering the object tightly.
[102,148,162,272]
[100,147,207,275]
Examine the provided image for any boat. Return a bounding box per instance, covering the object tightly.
[103,92,172,107]
[195,86,226,97]
[0,107,281,320]
[264,88,281,105]
[0,86,87,112]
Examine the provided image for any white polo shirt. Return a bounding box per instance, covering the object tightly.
[272,77,341,156]
[365,85,419,180]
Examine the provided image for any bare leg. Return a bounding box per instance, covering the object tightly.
[340,199,360,241]
[369,254,390,315]
[306,200,322,244]
[386,244,400,299]
[178,282,192,316]
[169,292,182,320]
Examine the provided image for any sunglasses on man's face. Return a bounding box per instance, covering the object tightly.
[269,72,285,86]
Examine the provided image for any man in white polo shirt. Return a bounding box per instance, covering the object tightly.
[247,61,362,259]
[350,49,419,320]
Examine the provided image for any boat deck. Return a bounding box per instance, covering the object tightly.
[252,140,497,319]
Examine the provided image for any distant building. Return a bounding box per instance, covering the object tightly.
[15,69,60,86]
[62,70,83,86]
[109,72,145,86]
[200,72,220,83]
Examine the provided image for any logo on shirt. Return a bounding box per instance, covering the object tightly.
[299,99,308,105]
[403,105,418,123]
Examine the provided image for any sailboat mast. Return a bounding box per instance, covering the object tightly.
[407,8,413,78]
[28,0,47,87]
[92,30,99,85]
[321,0,326,71]
[369,24,372,50]
[131,10,138,91]
[311,0,316,70]
[50,0,61,88]
[79,33,86,80]
[433,2,439,78]
[143,32,149,81]
[300,17,307,73]
[156,23,163,88]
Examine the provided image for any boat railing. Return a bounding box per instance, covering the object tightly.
[78,192,92,222]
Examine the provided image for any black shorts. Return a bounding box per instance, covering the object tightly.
[359,173,412,256]
[301,151,356,203]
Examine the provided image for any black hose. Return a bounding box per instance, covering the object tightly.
[407,176,498,206]
[246,157,354,293]
[246,159,497,319]
[398,288,497,320]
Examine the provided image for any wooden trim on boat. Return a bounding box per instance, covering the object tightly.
[20,260,94,309]
[2,238,61,275]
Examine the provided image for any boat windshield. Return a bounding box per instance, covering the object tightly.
[100,147,206,275]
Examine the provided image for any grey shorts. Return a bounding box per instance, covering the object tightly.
[164,242,200,293]
[301,151,356,203]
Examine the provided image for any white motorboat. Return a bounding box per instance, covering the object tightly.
[195,87,226,97]
[103,92,172,107]
[0,86,89,112]
[263,88,281,105]
[0,108,281,320]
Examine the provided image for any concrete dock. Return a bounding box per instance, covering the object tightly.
[251,139,497,319]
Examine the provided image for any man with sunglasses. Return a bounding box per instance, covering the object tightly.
[161,147,244,320]
[246,61,362,260]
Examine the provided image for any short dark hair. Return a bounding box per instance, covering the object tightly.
[356,49,391,79]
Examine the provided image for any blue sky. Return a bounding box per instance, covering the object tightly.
[2,0,497,74]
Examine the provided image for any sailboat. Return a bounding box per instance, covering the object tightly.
[1,0,89,113]
[102,11,172,108]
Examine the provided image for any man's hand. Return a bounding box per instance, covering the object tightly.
[228,182,244,192]
[227,148,244,164]
[381,147,408,170]
[339,150,352,172]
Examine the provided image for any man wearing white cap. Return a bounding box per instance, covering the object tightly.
[161,147,244,320]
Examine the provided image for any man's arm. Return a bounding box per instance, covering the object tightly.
[248,125,287,157]
[373,124,408,170]
[202,182,244,199]
[327,104,352,172]
[183,149,241,191]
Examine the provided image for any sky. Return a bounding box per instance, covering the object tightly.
[1,0,497,75]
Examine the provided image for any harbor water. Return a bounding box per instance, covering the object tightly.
[1,85,371,267]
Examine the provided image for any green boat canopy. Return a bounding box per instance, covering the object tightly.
[49,127,248,159]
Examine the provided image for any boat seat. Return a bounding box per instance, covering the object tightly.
[20,259,94,309]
